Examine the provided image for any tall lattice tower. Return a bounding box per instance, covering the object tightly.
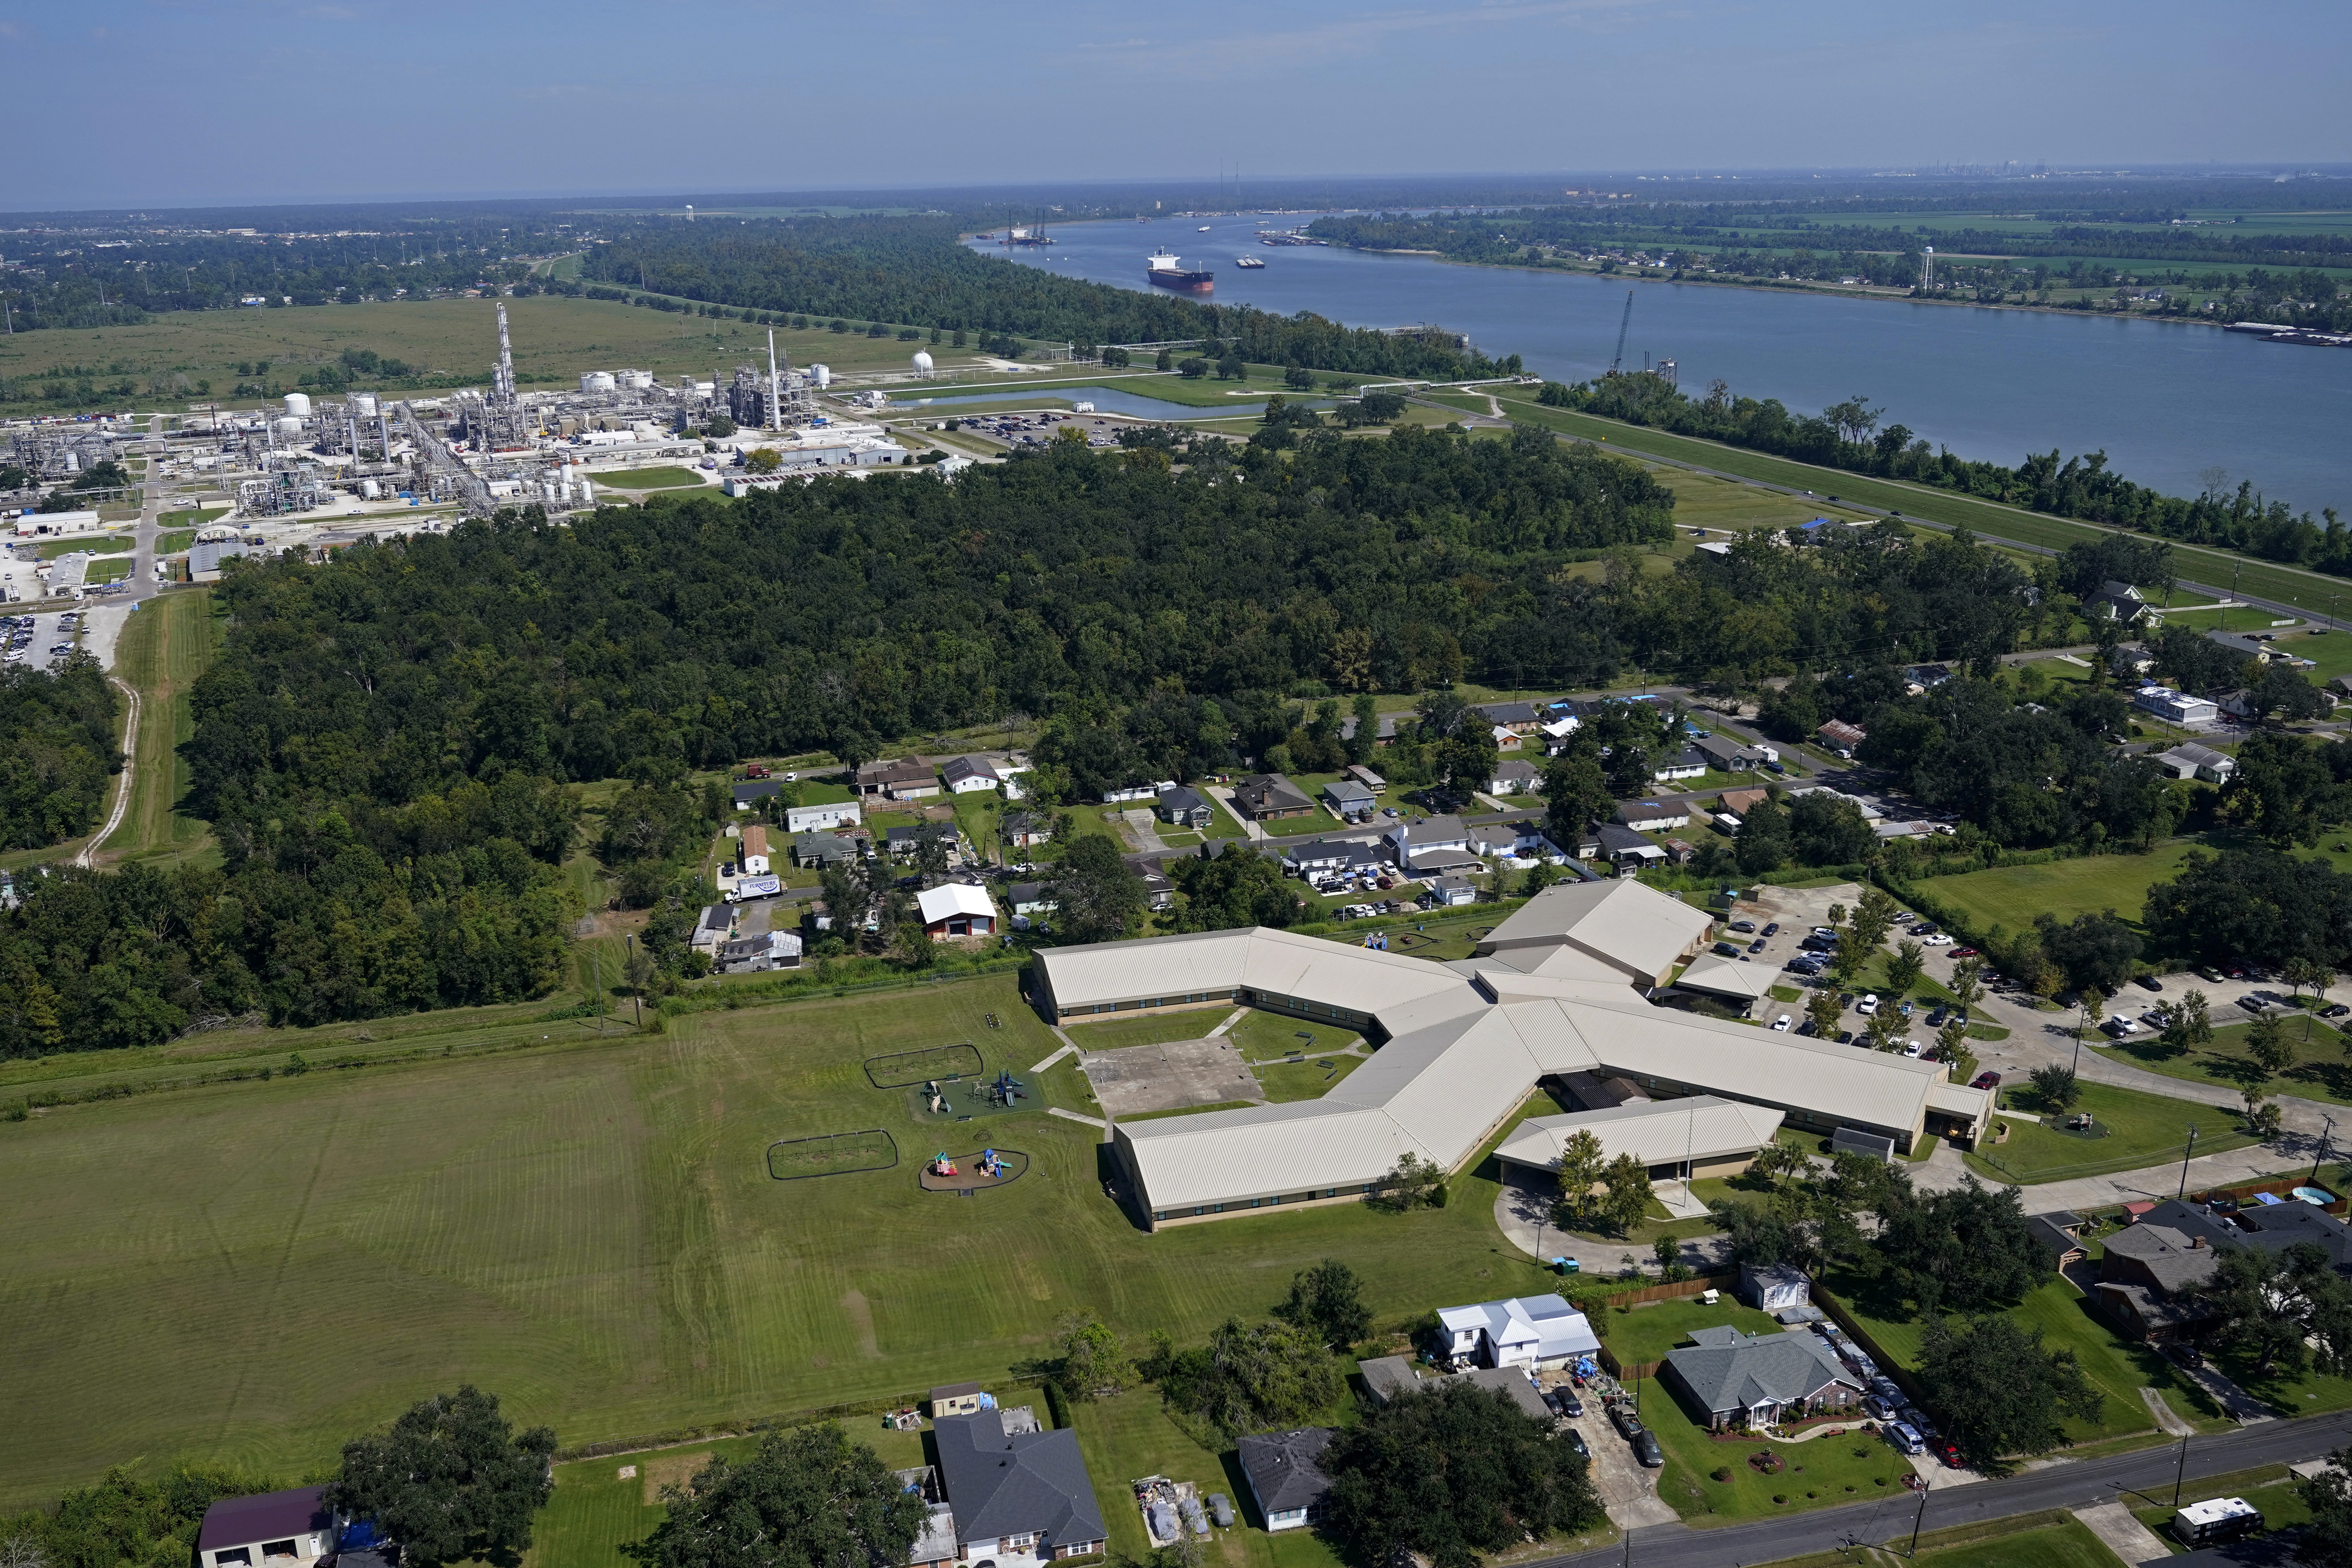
[493,302,518,404]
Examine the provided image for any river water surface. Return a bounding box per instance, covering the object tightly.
[978,219,2352,517]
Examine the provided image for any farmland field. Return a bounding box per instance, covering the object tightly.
[0,973,1574,1507]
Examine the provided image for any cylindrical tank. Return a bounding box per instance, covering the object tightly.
[581,371,616,394]
[619,369,653,390]
[283,392,312,417]
[275,416,304,437]
[350,392,379,417]
[810,363,832,389]
[578,477,596,504]
[911,350,934,375]
[359,479,381,500]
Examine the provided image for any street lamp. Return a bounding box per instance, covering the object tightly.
[2179,1124,2200,1199]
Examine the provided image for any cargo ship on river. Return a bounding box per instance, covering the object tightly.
[1146,249,1213,293]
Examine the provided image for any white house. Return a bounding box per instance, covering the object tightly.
[1614,799,1690,832]
[1385,814,1470,871]
[196,1488,341,1568]
[2154,742,2237,784]
[2135,686,2219,725]
[1434,1295,1601,1370]
[1652,746,1709,782]
[942,756,1002,794]
[1489,758,1541,795]
[787,799,863,834]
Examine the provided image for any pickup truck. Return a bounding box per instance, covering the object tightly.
[726,874,782,904]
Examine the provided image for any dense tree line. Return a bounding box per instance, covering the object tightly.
[0,655,119,849]
[579,216,1519,379]
[1535,372,2344,555]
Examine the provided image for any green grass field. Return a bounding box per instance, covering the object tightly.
[1591,1294,1778,1366]
[106,587,222,869]
[596,466,708,490]
[2095,1012,2352,1108]
[1923,845,2200,935]
[1969,1079,2256,1184]
[0,975,1590,1507]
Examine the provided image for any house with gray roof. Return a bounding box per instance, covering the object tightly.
[1662,1326,1862,1431]
[932,1408,1109,1561]
[2097,1198,2352,1339]
[1237,1428,1333,1532]
[1322,779,1377,820]
[1158,785,1214,829]
[1232,773,1316,822]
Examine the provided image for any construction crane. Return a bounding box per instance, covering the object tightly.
[1608,289,1634,377]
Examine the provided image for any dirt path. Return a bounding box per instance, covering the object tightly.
[75,675,140,868]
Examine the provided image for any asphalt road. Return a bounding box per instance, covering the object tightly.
[1549,1410,2352,1568]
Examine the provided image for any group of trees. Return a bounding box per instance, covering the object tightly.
[1545,1128,1656,1237]
[1535,373,2344,561]
[0,655,119,850]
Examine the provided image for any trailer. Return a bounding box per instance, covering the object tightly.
[726,874,782,904]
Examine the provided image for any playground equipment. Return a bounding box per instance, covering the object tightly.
[924,1080,949,1114]
[929,1152,960,1178]
[979,1148,1007,1179]
[978,1068,1026,1106]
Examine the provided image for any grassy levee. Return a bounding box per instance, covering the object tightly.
[106,586,222,868]
[0,975,1574,1507]
[1492,391,2352,620]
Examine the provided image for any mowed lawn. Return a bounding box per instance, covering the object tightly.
[1966,1079,2255,1184]
[1925,845,2197,934]
[0,975,1572,1506]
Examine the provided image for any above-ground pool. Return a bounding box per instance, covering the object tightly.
[2293,1186,2337,1206]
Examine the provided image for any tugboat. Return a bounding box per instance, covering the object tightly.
[1147,249,1214,293]
[1234,255,1265,269]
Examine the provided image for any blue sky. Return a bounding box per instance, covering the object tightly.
[1,0,2345,211]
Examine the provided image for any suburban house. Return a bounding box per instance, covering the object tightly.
[1339,712,1403,746]
[942,756,1002,794]
[1662,1327,1862,1432]
[1237,1428,1333,1532]
[1357,1358,1555,1421]
[886,823,962,863]
[739,824,771,876]
[856,759,941,799]
[1489,758,1541,795]
[1232,773,1317,821]
[2153,743,2237,784]
[1693,734,1762,772]
[794,832,865,869]
[692,904,733,961]
[932,1407,1109,1562]
[918,883,998,939]
[1000,812,1053,850]
[2097,1198,2352,1339]
[1717,787,1768,819]
[1031,879,1990,1228]
[1496,1096,1786,1186]
[733,779,782,811]
[1474,700,1546,735]
[1615,799,1690,832]
[1322,779,1377,820]
[1102,783,1168,805]
[1006,883,1057,921]
[196,1487,342,1568]
[1285,837,1385,879]
[2109,644,2156,680]
[720,930,803,972]
[1595,822,1665,870]
[2135,685,2220,725]
[1157,785,1215,829]
[1740,1263,1812,1313]
[1436,1294,1602,1369]
[1141,868,1176,911]
[1425,875,1477,906]
[2085,579,2153,626]
[1902,663,1953,692]
[787,799,863,834]
[1468,819,1567,863]
[1653,746,1709,782]
[2208,629,2282,664]
[1345,763,1387,793]
[1815,719,1867,756]
[1387,814,1471,871]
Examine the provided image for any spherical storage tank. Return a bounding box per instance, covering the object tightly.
[911,351,934,375]
[283,392,312,418]
[810,363,831,389]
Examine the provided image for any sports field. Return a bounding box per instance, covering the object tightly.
[0,974,1571,1507]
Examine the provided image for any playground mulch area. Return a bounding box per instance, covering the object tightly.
[917,1148,1031,1194]
[1077,1036,1264,1118]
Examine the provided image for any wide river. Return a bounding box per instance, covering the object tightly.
[977,219,2352,517]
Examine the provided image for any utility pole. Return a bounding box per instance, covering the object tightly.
[624,935,644,1028]
[2316,1114,2337,1184]
[591,944,606,1033]
[1909,1480,1931,1554]
[2179,1124,2200,1198]
[2174,1431,2192,1506]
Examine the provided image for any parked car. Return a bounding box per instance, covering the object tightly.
[2237,995,2271,1013]
[1932,1439,1964,1468]
[1971,1071,2002,1089]
[1762,922,1780,936]
[1910,923,1939,936]
[1837,1030,1855,1044]
[1560,1391,1585,1418]
[1610,1404,1645,1440]
[1634,1430,1664,1468]
[1730,920,1756,933]
[2135,974,2164,991]
[1886,1422,1924,1455]
[1812,927,1836,939]
[1773,1014,1792,1031]
[1863,1395,1894,1420]
[1857,995,1881,1016]
[1564,1428,1590,1460]
[2327,1004,2351,1019]
[1952,947,1979,958]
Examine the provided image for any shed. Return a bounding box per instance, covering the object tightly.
[930,1381,987,1418]
[1237,1428,1333,1532]
[196,1487,340,1568]
[1739,1263,1811,1313]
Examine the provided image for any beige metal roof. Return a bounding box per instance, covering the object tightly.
[1675,953,1776,1001]
[1926,1080,1997,1124]
[1476,880,1713,982]
[917,883,996,923]
[1494,1096,1785,1174]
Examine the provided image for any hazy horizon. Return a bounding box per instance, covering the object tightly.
[1,0,2344,211]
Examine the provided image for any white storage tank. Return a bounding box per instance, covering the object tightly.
[275,417,304,437]
[581,371,617,394]
[578,477,596,504]
[618,369,653,390]
[911,350,934,375]
[350,392,379,417]
[283,392,312,417]
[810,364,831,389]
[359,479,381,500]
